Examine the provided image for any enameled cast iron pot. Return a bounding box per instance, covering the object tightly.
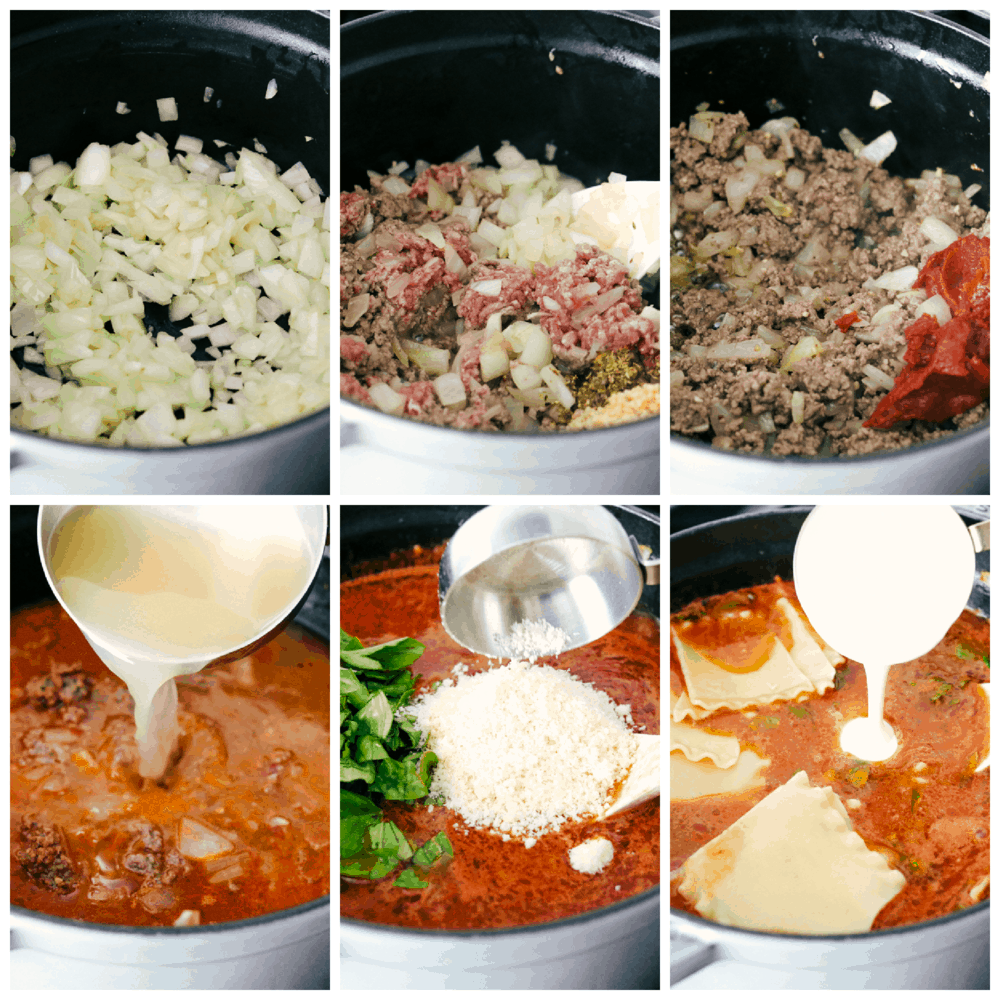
[670,11,990,495]
[340,504,660,989]
[9,506,331,989]
[670,506,989,989]
[340,11,661,496]
[10,11,330,495]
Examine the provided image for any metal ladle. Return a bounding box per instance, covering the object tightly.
[439,504,659,657]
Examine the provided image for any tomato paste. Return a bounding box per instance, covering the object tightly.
[865,234,989,428]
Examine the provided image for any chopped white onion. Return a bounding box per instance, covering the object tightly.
[919,216,960,252]
[869,264,918,292]
[916,294,952,326]
[858,130,897,167]
[156,97,179,122]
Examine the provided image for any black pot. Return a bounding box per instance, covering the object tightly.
[10,12,331,495]
[669,504,990,988]
[669,11,990,495]
[11,11,329,185]
[341,10,659,190]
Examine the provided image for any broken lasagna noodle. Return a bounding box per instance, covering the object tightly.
[670,579,989,933]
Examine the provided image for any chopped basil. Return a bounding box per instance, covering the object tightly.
[340,629,451,885]
[393,868,429,889]
[788,705,810,720]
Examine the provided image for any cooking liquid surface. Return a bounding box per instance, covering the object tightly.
[46,506,313,779]
[11,604,330,926]
[341,562,660,930]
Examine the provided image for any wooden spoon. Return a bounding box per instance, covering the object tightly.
[603,733,660,817]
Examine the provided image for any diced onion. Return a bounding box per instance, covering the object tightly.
[433,372,466,408]
[706,338,775,362]
[919,216,960,252]
[780,335,823,373]
[862,364,895,391]
[858,130,897,167]
[694,230,737,261]
[870,264,918,291]
[343,294,369,329]
[369,382,406,416]
[725,169,760,214]
[156,97,179,122]
[791,390,805,424]
[265,78,278,100]
[178,818,233,860]
[480,347,510,382]
[916,294,952,326]
[400,339,450,376]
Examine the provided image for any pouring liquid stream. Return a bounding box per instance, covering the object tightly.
[46,506,315,781]
[794,506,975,762]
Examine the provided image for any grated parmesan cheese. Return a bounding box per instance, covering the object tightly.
[495,618,571,661]
[569,836,614,874]
[408,660,638,841]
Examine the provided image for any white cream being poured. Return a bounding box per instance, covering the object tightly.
[794,505,974,762]
[45,505,315,780]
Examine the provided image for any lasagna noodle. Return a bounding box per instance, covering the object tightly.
[678,771,906,934]
[670,749,769,801]
[671,627,814,717]
[670,719,740,769]
[776,597,837,695]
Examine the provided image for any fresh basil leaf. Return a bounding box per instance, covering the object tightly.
[367,819,413,861]
[433,831,453,858]
[374,752,437,800]
[356,690,393,739]
[357,734,389,762]
[340,629,364,652]
[340,790,382,856]
[393,868,429,889]
[341,758,376,784]
[341,854,398,880]
[341,637,425,674]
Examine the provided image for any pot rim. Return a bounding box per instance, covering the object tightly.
[670,505,990,942]
[342,883,659,939]
[341,397,657,441]
[341,9,661,32]
[11,405,330,456]
[11,894,329,935]
[670,418,989,467]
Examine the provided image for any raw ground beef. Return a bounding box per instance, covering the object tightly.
[341,158,660,431]
[670,111,989,456]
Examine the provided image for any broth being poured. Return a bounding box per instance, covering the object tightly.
[45,505,315,780]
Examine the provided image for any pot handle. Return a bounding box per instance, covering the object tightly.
[969,519,990,553]
[670,928,718,985]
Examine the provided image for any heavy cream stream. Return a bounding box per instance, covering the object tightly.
[47,506,314,780]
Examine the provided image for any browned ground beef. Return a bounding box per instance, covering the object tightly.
[670,111,988,456]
